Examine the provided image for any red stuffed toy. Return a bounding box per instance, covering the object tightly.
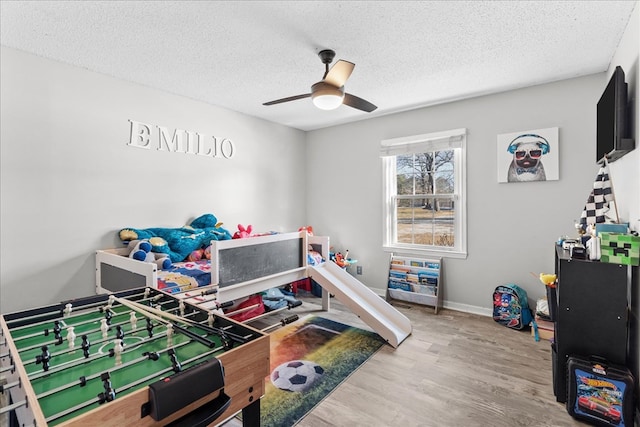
[298,226,314,236]
[233,224,253,239]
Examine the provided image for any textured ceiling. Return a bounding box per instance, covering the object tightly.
[1,1,636,131]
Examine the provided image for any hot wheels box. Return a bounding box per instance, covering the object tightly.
[600,232,640,266]
[567,356,635,426]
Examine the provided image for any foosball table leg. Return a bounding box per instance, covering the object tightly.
[241,398,260,427]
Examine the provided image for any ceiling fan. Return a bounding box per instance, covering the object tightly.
[263,49,377,112]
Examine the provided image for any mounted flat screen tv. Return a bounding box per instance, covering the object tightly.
[596,66,635,164]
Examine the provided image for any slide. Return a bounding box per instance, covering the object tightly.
[308,261,412,348]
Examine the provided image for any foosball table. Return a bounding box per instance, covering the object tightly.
[0,287,269,426]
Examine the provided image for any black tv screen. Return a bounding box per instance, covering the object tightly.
[596,66,630,163]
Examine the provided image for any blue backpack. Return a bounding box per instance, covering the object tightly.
[493,284,539,340]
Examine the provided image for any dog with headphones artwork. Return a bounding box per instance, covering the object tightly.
[506,133,551,182]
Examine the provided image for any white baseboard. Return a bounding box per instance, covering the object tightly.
[373,284,492,318]
[443,300,492,317]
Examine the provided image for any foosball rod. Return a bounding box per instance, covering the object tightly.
[21,306,197,368]
[116,297,252,344]
[134,297,253,343]
[0,399,29,416]
[113,297,221,348]
[26,303,239,375]
[27,324,173,381]
[14,296,180,350]
[173,283,218,298]
[36,337,195,399]
[261,315,299,333]
[19,298,199,361]
[5,289,151,331]
[17,317,139,354]
[8,292,167,340]
[222,304,261,318]
[26,304,234,383]
[22,319,168,372]
[44,342,226,425]
[239,306,288,324]
[240,299,303,325]
[16,304,172,354]
[0,379,19,392]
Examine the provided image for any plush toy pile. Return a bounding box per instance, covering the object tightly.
[119,213,232,264]
[126,240,172,269]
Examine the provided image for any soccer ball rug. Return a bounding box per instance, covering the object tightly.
[270,360,325,392]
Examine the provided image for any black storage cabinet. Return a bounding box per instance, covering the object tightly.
[552,245,634,403]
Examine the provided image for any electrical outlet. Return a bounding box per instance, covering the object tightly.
[356,266,362,275]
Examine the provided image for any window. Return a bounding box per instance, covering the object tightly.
[381,128,467,258]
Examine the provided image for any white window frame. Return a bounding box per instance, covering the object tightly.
[381,128,467,259]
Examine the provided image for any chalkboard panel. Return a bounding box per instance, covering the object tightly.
[218,237,303,287]
[101,263,146,292]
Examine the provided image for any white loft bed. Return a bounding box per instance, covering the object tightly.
[96,231,332,310]
[97,230,412,347]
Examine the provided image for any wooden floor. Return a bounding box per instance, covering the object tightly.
[222,291,588,427]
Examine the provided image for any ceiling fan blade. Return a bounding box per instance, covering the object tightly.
[343,93,377,112]
[323,60,355,87]
[263,93,311,106]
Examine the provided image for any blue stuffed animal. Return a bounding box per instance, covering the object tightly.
[126,240,172,269]
[119,214,232,262]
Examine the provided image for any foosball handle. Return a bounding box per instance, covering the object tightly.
[280,315,299,326]
[287,300,303,309]
[217,301,234,309]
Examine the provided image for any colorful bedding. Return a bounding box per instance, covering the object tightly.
[157,260,211,294]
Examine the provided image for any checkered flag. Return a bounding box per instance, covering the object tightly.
[579,163,615,226]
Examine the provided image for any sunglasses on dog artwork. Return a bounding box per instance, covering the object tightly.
[514,149,543,160]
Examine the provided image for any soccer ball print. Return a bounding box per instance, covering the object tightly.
[270,360,325,392]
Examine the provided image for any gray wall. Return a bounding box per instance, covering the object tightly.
[605,4,639,420]
[306,74,606,315]
[1,5,637,319]
[306,4,638,317]
[0,46,307,313]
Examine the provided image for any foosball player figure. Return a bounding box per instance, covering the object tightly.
[168,348,181,373]
[100,318,109,339]
[35,345,51,371]
[63,302,73,317]
[98,372,116,404]
[53,320,62,341]
[105,294,115,310]
[81,335,91,358]
[66,326,76,350]
[146,318,154,338]
[179,299,186,317]
[104,308,113,325]
[113,339,124,366]
[115,325,125,340]
[130,311,137,330]
[220,331,232,351]
[207,311,215,328]
[166,323,174,348]
[143,351,159,361]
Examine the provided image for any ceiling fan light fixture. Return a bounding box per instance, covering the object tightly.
[311,82,344,110]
